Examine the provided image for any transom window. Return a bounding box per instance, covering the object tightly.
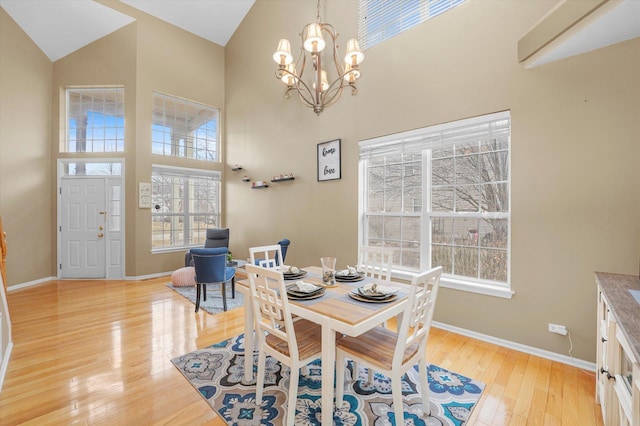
[151,166,221,250]
[65,87,125,152]
[152,92,219,161]
[359,111,511,297]
[358,0,467,50]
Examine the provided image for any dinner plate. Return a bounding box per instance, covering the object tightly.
[348,290,397,303]
[286,284,323,297]
[283,270,308,280]
[335,273,365,282]
[356,286,395,298]
[287,289,325,300]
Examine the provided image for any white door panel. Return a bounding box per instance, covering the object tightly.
[61,179,106,278]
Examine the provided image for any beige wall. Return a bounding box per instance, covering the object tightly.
[51,1,226,277]
[1,0,638,362]
[0,9,53,285]
[225,0,640,361]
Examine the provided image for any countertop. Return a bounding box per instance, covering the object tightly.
[595,272,640,362]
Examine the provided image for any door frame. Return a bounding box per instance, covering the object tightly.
[57,159,125,279]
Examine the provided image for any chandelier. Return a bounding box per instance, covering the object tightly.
[272,0,364,115]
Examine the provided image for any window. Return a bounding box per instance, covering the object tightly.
[359,111,511,297]
[65,88,125,152]
[152,92,219,161]
[358,0,467,49]
[151,166,221,250]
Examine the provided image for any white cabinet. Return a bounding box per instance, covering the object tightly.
[596,273,640,426]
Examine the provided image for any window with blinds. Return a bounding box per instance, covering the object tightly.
[359,111,511,296]
[358,0,467,50]
[151,166,221,250]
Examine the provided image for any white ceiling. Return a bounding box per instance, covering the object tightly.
[0,0,638,65]
[0,0,255,62]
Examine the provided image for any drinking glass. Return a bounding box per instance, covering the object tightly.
[320,257,337,286]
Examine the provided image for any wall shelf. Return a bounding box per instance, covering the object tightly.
[231,166,243,171]
[271,176,295,182]
[251,184,269,189]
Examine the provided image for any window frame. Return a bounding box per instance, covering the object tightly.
[359,111,513,299]
[151,92,220,162]
[64,87,125,153]
[151,165,221,252]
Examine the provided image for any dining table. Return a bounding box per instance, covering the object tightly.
[236,265,413,426]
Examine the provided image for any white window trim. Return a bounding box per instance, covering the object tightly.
[151,165,221,253]
[359,111,512,299]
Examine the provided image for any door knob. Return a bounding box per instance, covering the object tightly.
[97,233,104,238]
[98,226,103,230]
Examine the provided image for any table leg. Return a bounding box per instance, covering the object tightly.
[321,320,335,426]
[243,294,254,383]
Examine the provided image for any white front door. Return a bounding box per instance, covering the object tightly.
[60,178,107,278]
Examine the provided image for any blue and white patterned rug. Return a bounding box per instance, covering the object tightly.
[171,334,484,425]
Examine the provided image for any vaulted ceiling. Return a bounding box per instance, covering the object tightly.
[0,0,255,61]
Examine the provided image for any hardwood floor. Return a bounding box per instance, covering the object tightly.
[0,277,604,425]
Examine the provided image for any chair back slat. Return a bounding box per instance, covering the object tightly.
[357,246,393,282]
[250,244,284,269]
[246,264,298,359]
[395,266,442,363]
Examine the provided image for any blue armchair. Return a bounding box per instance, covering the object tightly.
[278,238,290,263]
[185,228,229,267]
[190,247,236,313]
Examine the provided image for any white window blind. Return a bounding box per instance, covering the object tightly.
[358,0,467,50]
[359,111,511,297]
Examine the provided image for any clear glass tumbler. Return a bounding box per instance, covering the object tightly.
[320,257,337,286]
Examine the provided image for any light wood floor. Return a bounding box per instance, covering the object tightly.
[0,276,604,425]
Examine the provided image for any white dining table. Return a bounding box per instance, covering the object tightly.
[237,266,412,426]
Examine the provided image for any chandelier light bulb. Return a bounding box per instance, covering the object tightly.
[281,63,298,86]
[343,63,361,82]
[273,39,293,65]
[344,39,364,65]
[303,23,326,52]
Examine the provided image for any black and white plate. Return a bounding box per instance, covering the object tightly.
[286,284,325,300]
[283,269,308,280]
[335,272,365,282]
[348,290,397,303]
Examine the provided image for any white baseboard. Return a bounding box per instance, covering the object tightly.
[124,272,172,281]
[6,276,57,292]
[0,341,13,391]
[7,273,174,292]
[433,321,596,371]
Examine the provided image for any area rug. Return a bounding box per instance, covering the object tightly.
[171,334,484,425]
[167,282,245,314]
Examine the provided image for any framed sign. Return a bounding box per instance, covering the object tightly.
[138,182,151,208]
[317,139,341,181]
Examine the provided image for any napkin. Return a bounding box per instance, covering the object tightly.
[279,265,300,274]
[361,282,400,295]
[295,280,319,293]
[337,266,358,276]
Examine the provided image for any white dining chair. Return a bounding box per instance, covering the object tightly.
[354,246,395,381]
[245,264,322,426]
[357,246,393,282]
[335,266,442,424]
[249,244,284,269]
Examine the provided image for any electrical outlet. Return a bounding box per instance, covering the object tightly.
[548,323,567,336]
